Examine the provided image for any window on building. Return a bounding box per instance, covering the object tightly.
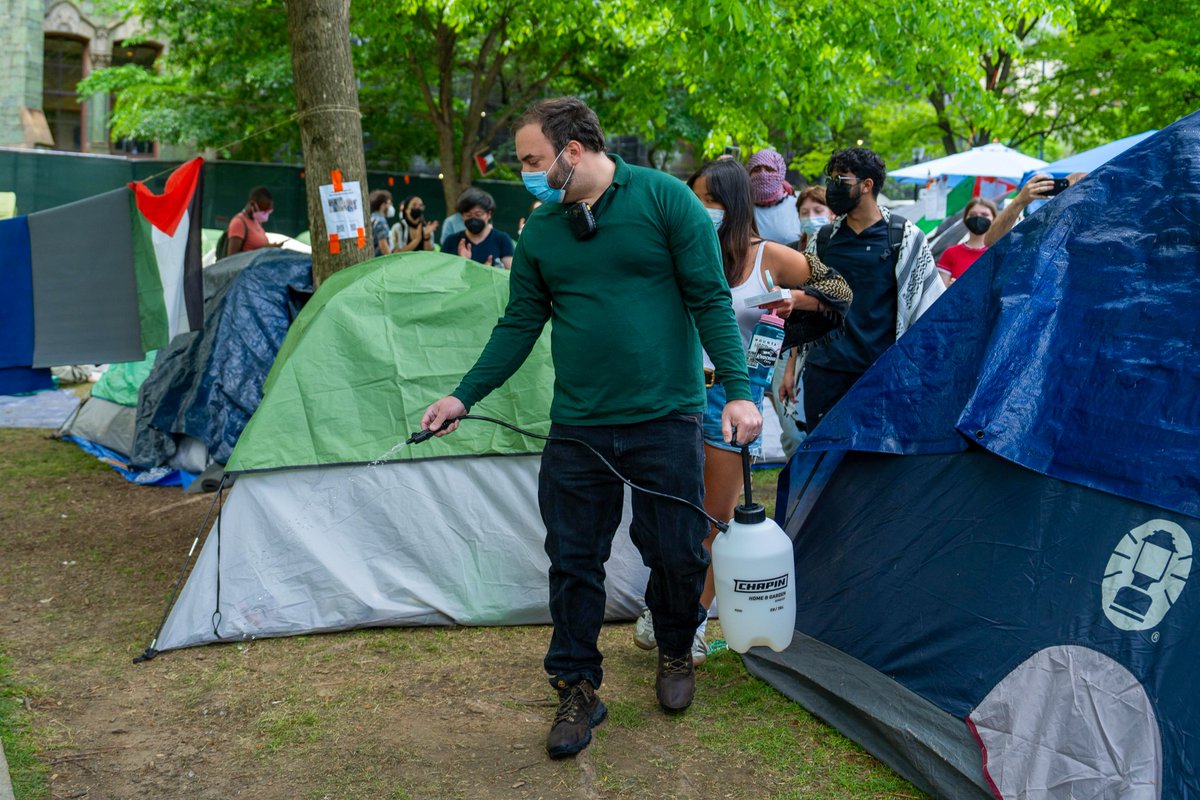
[110,42,160,155]
[43,35,86,152]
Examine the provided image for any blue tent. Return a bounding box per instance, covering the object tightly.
[1019,130,1157,185]
[131,249,313,467]
[754,112,1200,798]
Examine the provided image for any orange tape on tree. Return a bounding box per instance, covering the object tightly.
[331,170,343,192]
[329,233,340,254]
[356,226,365,249]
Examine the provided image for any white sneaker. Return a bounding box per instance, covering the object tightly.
[691,631,708,666]
[634,608,657,650]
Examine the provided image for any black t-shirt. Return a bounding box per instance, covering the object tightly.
[805,218,898,373]
[441,228,515,267]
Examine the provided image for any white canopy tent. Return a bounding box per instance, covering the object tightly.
[890,143,1048,185]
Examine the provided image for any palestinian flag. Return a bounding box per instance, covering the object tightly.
[129,157,205,344]
[474,151,496,176]
[915,175,1019,233]
[0,159,204,371]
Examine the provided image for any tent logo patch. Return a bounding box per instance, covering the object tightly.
[1102,519,1191,631]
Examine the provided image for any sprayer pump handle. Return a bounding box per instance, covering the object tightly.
[741,441,753,507]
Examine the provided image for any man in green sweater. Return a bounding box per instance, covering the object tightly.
[421,97,760,759]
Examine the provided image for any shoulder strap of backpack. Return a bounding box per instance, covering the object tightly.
[887,213,907,260]
[815,223,835,260]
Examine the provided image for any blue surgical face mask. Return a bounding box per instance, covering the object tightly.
[800,216,829,236]
[706,207,725,229]
[521,147,574,204]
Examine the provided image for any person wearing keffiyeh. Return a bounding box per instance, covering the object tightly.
[799,146,945,433]
[747,148,802,245]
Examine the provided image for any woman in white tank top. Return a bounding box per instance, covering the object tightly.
[633,158,823,664]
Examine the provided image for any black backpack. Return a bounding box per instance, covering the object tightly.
[214,229,230,261]
[815,213,907,265]
[214,212,249,260]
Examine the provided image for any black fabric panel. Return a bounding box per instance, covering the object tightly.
[183,171,205,331]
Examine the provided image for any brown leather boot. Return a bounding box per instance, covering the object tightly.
[656,650,695,713]
[546,680,607,759]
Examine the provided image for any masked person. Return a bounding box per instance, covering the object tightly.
[800,147,944,432]
[369,190,394,256]
[440,187,514,269]
[224,186,274,255]
[390,196,438,252]
[632,157,827,664]
[421,97,761,759]
[793,186,832,252]
[767,185,837,455]
[747,148,801,245]
[937,198,998,284]
[980,173,1062,246]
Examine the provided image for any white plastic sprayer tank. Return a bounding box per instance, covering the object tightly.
[711,443,796,652]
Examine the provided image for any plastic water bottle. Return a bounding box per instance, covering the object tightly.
[746,313,786,390]
[711,444,796,653]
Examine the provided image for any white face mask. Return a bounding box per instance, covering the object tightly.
[386,205,396,219]
[707,207,725,229]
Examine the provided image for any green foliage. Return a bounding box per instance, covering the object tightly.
[1021,0,1200,150]
[79,0,1198,182]
[79,0,298,162]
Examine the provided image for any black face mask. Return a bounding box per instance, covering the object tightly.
[464,217,487,235]
[408,207,423,221]
[965,215,992,235]
[825,180,862,216]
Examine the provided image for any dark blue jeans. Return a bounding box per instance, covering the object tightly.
[540,412,709,691]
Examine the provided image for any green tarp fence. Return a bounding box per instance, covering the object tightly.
[0,148,533,241]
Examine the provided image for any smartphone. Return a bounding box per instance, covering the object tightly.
[1044,177,1071,196]
[722,145,741,159]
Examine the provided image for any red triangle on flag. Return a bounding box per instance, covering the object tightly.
[129,157,204,237]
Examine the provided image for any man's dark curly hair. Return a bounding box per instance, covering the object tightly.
[825,147,886,198]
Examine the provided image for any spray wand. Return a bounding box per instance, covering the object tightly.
[408,414,731,532]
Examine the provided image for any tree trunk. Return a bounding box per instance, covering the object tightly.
[927,88,960,156]
[286,0,372,288]
[436,122,463,211]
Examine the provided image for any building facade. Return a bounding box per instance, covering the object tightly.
[1,0,164,153]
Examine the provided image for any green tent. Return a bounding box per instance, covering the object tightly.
[152,252,649,652]
[228,252,552,472]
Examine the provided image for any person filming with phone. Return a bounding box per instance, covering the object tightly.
[983,172,1085,247]
[420,96,760,760]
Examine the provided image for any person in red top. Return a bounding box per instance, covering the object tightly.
[937,197,997,284]
[225,186,274,255]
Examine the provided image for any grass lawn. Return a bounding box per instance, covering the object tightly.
[0,428,926,799]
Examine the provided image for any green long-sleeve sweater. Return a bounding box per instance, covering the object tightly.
[453,154,751,425]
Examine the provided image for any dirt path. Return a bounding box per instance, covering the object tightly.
[0,430,921,799]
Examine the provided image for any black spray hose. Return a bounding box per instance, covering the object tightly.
[408,414,731,533]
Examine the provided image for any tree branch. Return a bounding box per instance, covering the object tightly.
[487,48,573,135]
